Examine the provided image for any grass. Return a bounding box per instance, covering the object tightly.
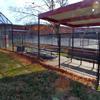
[0,71,59,100]
[56,52,68,57]
[71,82,100,100]
[0,51,100,100]
[98,86,100,91]
[0,51,59,100]
[0,52,45,78]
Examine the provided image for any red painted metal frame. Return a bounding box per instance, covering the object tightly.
[39,0,95,18]
[41,17,100,27]
[39,0,100,27]
[59,14,100,23]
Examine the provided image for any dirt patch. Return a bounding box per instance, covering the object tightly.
[55,76,71,92]
[0,49,38,65]
[67,96,80,100]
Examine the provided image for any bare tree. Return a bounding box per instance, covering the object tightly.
[43,0,68,10]
[56,0,68,7]
[41,0,68,29]
[10,0,68,24]
[41,0,68,46]
[43,0,55,10]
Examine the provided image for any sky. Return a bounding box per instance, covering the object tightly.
[0,0,83,25]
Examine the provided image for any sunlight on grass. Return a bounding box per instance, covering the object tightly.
[0,51,100,100]
[0,52,46,78]
[97,86,100,91]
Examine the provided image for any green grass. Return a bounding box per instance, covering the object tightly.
[71,82,100,100]
[0,52,60,100]
[0,52,45,78]
[56,52,68,57]
[0,51,100,100]
[97,86,100,91]
[0,71,59,100]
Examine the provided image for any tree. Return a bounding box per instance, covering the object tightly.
[41,0,68,33]
[56,0,68,7]
[41,0,68,47]
[10,0,68,24]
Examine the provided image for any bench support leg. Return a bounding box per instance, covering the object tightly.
[70,57,72,63]
[79,59,82,66]
[92,62,95,70]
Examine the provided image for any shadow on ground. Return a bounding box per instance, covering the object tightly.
[0,70,100,100]
[0,70,59,100]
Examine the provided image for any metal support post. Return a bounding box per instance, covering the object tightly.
[11,24,14,51]
[58,33,61,68]
[71,28,74,62]
[96,32,100,90]
[4,25,7,49]
[38,18,40,59]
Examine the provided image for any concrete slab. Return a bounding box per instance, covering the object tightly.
[45,56,98,79]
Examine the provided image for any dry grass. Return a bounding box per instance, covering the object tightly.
[0,50,100,100]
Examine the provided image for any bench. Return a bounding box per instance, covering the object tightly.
[68,48,98,68]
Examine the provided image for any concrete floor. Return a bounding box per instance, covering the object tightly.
[45,56,98,79]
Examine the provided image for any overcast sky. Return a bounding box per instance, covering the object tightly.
[0,0,83,25]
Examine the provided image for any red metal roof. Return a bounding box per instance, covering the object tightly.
[39,0,100,27]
